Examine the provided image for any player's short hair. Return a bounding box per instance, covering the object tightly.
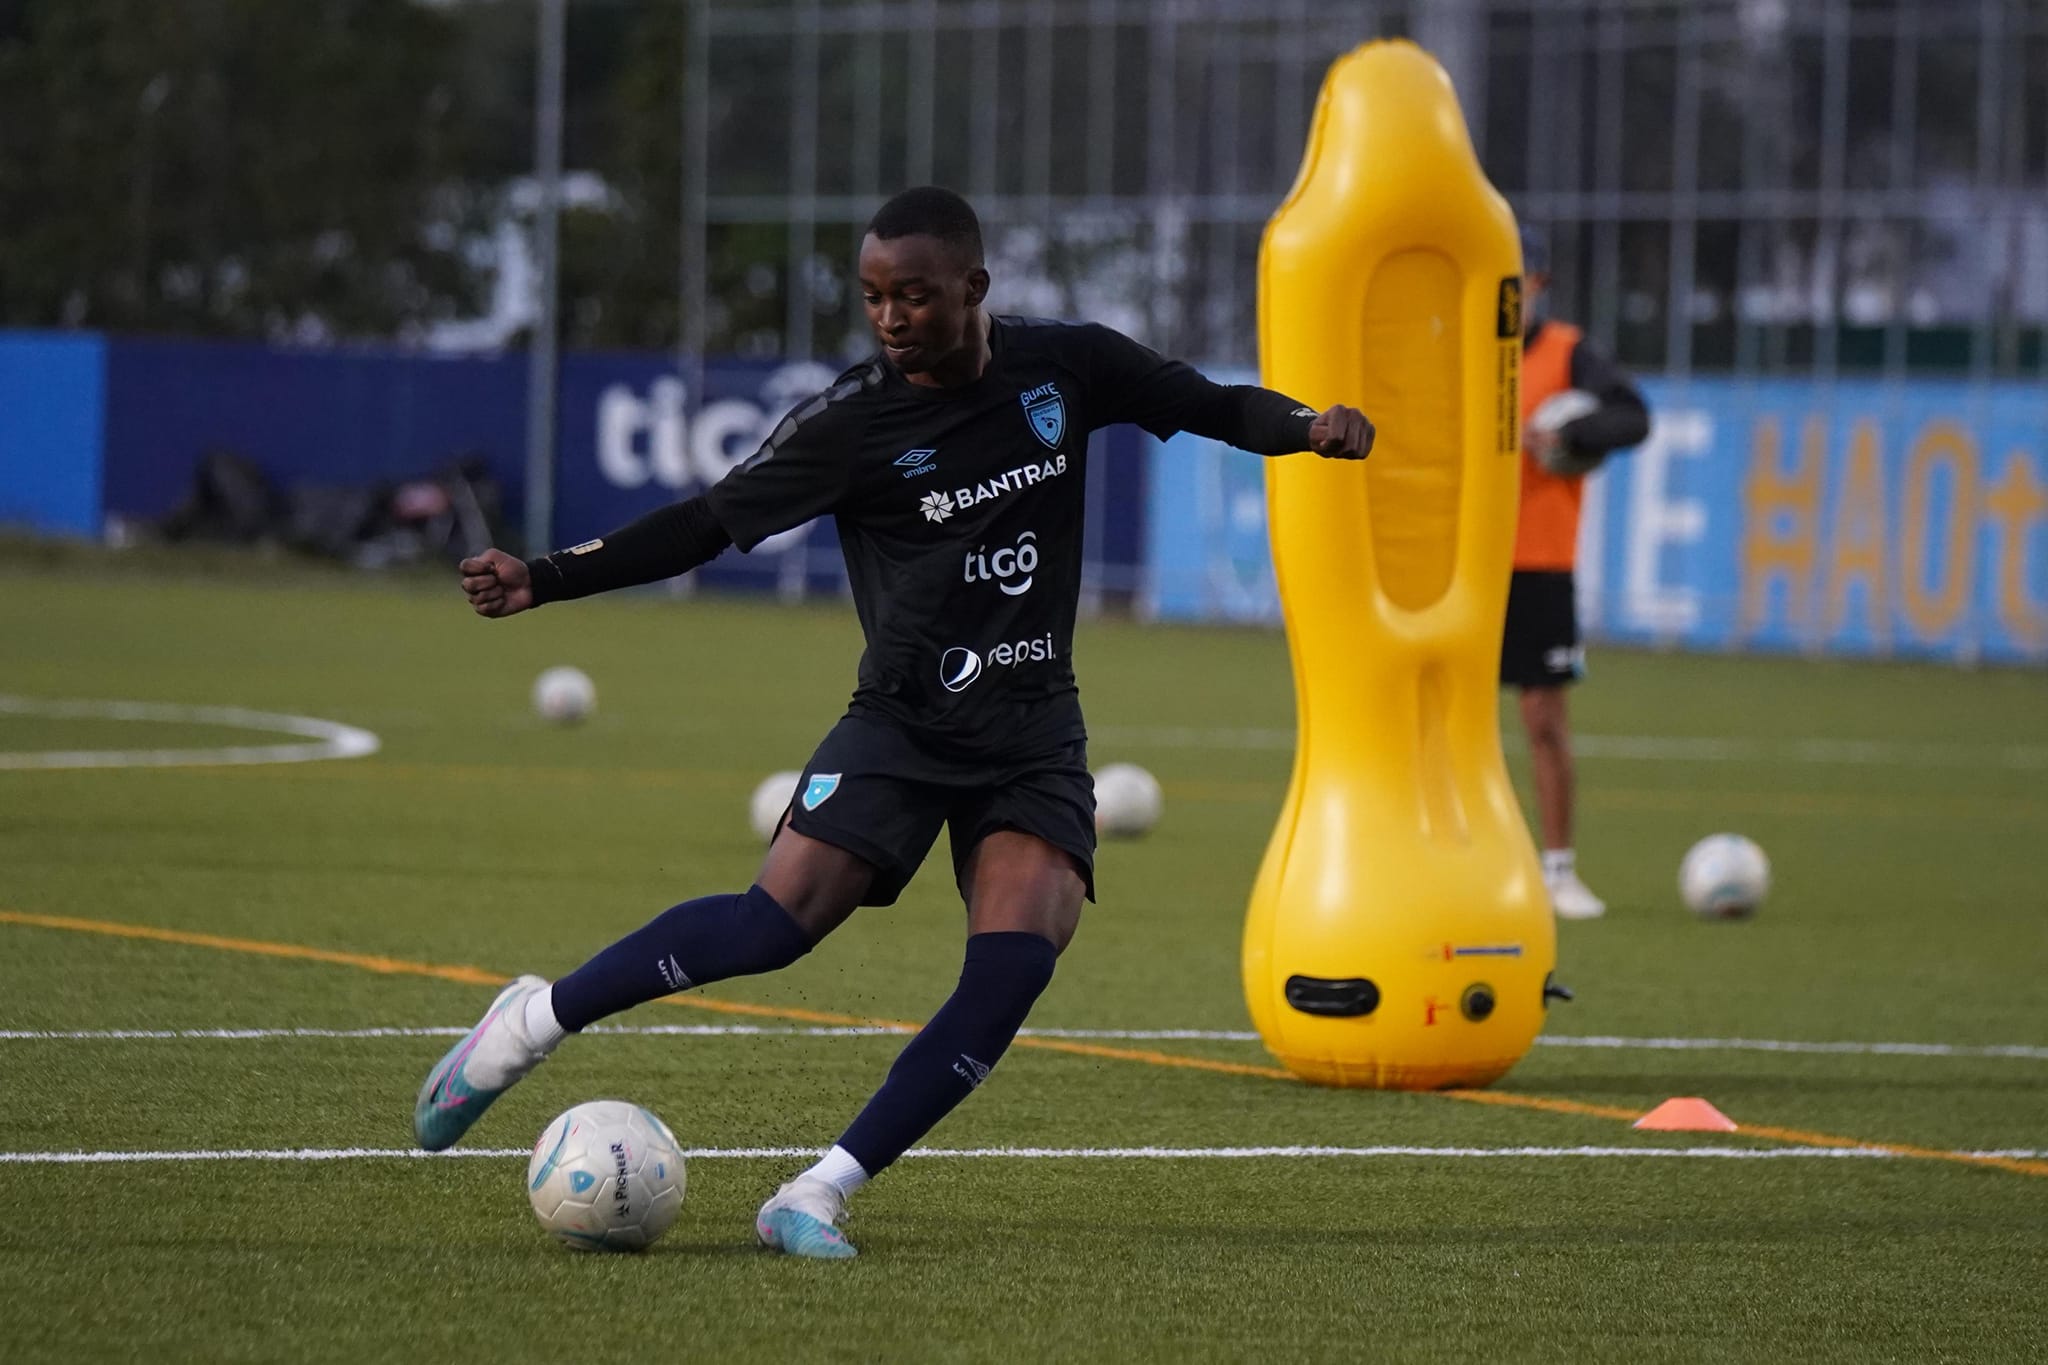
[867,186,984,267]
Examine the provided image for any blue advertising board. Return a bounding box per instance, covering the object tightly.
[1,330,1146,599]
[7,326,2036,662]
[99,336,526,526]
[552,354,849,594]
[1145,375,2048,664]
[0,332,107,537]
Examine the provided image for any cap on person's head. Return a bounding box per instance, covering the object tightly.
[1518,223,1550,276]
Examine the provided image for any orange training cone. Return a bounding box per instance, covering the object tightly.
[1633,1098,1738,1132]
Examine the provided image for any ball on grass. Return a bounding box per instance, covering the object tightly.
[1094,762,1163,839]
[748,770,804,843]
[1679,833,1771,919]
[532,666,596,725]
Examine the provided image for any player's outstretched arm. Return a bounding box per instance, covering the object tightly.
[459,549,536,618]
[460,495,735,619]
[1081,323,1373,459]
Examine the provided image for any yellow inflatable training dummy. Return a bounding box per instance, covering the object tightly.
[1243,40,1556,1090]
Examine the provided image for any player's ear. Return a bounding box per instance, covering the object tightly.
[963,266,990,309]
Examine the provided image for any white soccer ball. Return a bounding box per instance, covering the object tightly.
[1679,834,1771,920]
[526,1100,685,1251]
[748,770,804,843]
[1094,762,1163,838]
[1530,387,1601,435]
[532,666,596,725]
[1527,388,1606,475]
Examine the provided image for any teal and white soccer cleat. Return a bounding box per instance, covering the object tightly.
[413,974,553,1152]
[755,1174,858,1260]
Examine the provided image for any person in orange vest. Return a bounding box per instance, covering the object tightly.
[1509,224,1651,920]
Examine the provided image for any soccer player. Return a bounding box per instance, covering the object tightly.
[1508,224,1651,920]
[416,187,1375,1258]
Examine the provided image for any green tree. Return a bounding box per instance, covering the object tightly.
[0,0,488,338]
[552,0,785,355]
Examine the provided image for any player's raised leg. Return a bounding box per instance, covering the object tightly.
[757,831,1081,1259]
[413,831,872,1151]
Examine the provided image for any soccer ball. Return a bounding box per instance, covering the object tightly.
[526,1100,685,1251]
[1678,834,1771,919]
[1094,762,1163,838]
[1527,388,1606,476]
[748,770,803,842]
[532,666,596,724]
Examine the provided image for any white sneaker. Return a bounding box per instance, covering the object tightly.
[756,1173,857,1260]
[1547,870,1607,920]
[412,975,553,1151]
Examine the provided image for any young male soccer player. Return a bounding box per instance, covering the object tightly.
[416,186,1374,1258]
[1508,224,1651,919]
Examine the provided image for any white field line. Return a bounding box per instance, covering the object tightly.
[8,1144,2041,1167]
[0,696,380,770]
[1536,1034,2048,1059]
[1091,725,2048,771]
[2,1024,2042,1060]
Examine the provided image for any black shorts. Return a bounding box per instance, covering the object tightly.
[780,713,1097,908]
[1501,570,1584,689]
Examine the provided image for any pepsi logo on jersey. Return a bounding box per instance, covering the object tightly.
[938,633,1058,692]
[963,530,1038,596]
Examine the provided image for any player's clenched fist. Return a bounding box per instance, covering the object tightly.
[1308,404,1375,460]
[459,548,536,618]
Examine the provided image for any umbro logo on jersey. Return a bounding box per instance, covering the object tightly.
[895,447,939,479]
[953,1054,992,1088]
[920,490,956,523]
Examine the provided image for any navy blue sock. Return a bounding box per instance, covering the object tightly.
[836,931,1058,1177]
[549,884,811,1033]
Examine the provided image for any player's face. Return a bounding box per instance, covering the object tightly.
[858,233,989,384]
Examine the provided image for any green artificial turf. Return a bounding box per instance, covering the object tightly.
[2,550,2044,1363]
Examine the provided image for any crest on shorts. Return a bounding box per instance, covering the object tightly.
[1022,385,1065,449]
[802,773,841,811]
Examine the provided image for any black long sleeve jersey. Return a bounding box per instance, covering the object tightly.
[1553,328,1651,456]
[707,316,1318,760]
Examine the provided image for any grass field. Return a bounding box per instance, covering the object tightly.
[3,548,2045,1364]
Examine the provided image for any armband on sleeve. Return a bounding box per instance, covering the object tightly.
[527,495,733,605]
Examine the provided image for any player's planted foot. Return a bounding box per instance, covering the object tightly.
[1546,868,1607,920]
[413,975,557,1151]
[756,1174,858,1260]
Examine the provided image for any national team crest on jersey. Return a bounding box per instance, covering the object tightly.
[1019,381,1065,449]
[802,773,841,811]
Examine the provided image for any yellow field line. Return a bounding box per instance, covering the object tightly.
[1439,1089,1649,1124]
[6,907,2043,1178]
[0,910,507,987]
[1728,1119,2048,1180]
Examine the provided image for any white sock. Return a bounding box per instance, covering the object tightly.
[522,985,567,1052]
[802,1144,871,1198]
[1542,848,1576,879]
